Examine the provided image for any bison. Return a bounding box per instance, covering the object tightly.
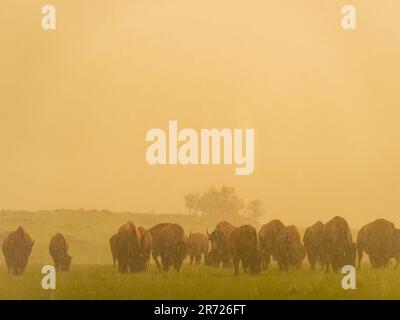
[49,233,72,272]
[2,226,34,275]
[138,226,152,271]
[187,232,209,265]
[357,219,396,269]
[273,225,306,271]
[155,224,187,272]
[324,216,356,273]
[109,233,119,267]
[207,221,236,267]
[114,221,142,273]
[258,219,285,269]
[227,225,261,275]
[303,221,326,270]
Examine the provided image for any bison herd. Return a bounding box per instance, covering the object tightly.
[3,216,400,276]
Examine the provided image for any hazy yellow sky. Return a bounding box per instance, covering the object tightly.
[1,0,400,227]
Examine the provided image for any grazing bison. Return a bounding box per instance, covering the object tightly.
[303,221,326,270]
[273,225,306,271]
[49,233,72,272]
[187,233,209,265]
[2,226,34,275]
[258,219,285,269]
[155,224,187,272]
[207,221,236,267]
[149,223,172,269]
[138,227,152,271]
[115,221,142,273]
[324,216,356,273]
[228,225,261,275]
[357,219,396,269]
[109,233,119,267]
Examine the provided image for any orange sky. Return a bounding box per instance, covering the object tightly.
[1,0,400,227]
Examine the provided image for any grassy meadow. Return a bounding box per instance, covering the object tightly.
[0,210,398,300]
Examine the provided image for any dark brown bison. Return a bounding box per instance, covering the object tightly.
[114,221,142,273]
[149,223,172,269]
[2,226,34,275]
[258,219,285,269]
[49,233,72,272]
[204,248,219,267]
[154,224,187,272]
[187,232,209,265]
[227,225,261,275]
[138,227,152,271]
[109,233,119,267]
[207,221,236,267]
[303,221,326,270]
[324,216,356,273]
[273,225,306,271]
[357,219,396,269]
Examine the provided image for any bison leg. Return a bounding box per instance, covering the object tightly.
[174,260,183,272]
[4,257,11,273]
[112,255,116,267]
[242,257,249,273]
[161,254,170,272]
[325,259,330,273]
[222,256,231,268]
[233,258,240,276]
[370,256,378,268]
[195,254,201,265]
[319,254,327,270]
[118,256,128,273]
[308,255,316,270]
[264,254,271,270]
[331,261,340,274]
[189,255,193,265]
[142,256,150,272]
[152,253,162,269]
[119,263,127,273]
[13,266,21,275]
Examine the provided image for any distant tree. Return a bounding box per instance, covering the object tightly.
[246,199,265,221]
[184,192,201,216]
[194,186,244,219]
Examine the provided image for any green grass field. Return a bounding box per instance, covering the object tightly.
[0,210,399,300]
[0,263,399,300]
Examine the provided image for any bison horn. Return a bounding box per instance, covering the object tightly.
[206,229,211,237]
[31,240,34,246]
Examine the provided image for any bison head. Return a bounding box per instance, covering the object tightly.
[207,230,225,250]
